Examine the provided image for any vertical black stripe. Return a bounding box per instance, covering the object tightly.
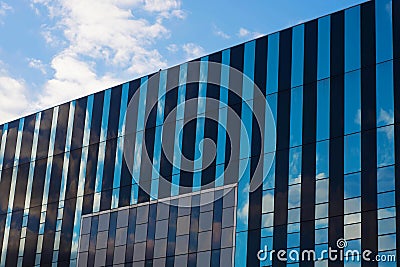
[300,20,318,267]
[166,205,178,267]
[107,85,122,140]
[58,99,87,262]
[328,10,345,267]
[87,215,99,267]
[394,0,400,60]
[118,79,141,208]
[5,210,23,266]
[188,204,200,266]
[100,139,117,210]
[246,36,267,266]
[201,52,222,189]
[124,207,137,265]
[272,28,292,267]
[41,103,70,265]
[53,103,70,156]
[22,159,47,266]
[89,91,105,146]
[82,143,100,215]
[83,92,104,214]
[211,195,223,266]
[105,211,117,265]
[22,108,53,266]
[35,109,53,160]
[2,119,20,170]
[145,204,157,264]
[180,62,200,194]
[159,66,179,198]
[360,1,378,264]
[394,0,400,260]
[11,114,36,211]
[71,97,87,151]
[40,155,65,265]
[58,149,83,263]
[139,73,160,202]
[0,125,3,156]
[224,45,244,186]
[18,114,36,165]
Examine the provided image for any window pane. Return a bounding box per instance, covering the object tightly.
[266,33,279,94]
[289,146,302,184]
[317,16,330,80]
[377,125,394,167]
[291,25,304,88]
[377,166,395,193]
[316,79,330,141]
[375,0,393,63]
[376,62,394,128]
[290,87,303,147]
[344,6,361,72]
[316,140,329,179]
[344,133,361,174]
[344,173,361,199]
[344,70,361,134]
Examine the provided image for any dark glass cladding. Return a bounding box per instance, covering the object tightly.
[0,0,397,265]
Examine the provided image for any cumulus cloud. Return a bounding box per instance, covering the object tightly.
[237,27,263,39]
[182,43,205,60]
[0,62,35,124]
[30,0,184,110]
[213,25,230,39]
[27,58,47,74]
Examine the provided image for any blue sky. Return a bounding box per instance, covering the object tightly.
[0,0,367,124]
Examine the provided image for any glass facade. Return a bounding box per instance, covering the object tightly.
[0,0,398,266]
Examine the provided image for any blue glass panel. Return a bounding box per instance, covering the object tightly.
[345,6,361,72]
[316,140,329,179]
[378,218,396,235]
[377,191,396,209]
[344,70,361,134]
[376,62,394,127]
[291,25,304,88]
[377,125,394,167]
[344,133,361,174]
[377,166,395,193]
[289,146,302,185]
[316,79,330,141]
[317,16,330,80]
[265,93,277,154]
[376,0,393,63]
[266,33,279,94]
[344,172,361,199]
[290,86,303,147]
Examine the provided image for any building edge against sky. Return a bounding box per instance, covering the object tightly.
[0,0,398,266]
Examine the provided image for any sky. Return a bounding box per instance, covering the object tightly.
[0,0,367,124]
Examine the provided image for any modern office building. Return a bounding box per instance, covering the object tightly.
[0,0,398,266]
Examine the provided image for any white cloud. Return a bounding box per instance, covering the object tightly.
[167,44,179,53]
[27,58,47,74]
[355,108,361,126]
[237,27,263,39]
[182,43,205,60]
[378,108,394,125]
[238,27,250,37]
[0,62,34,124]
[0,2,12,24]
[213,25,230,39]
[31,0,183,110]
[0,2,12,16]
